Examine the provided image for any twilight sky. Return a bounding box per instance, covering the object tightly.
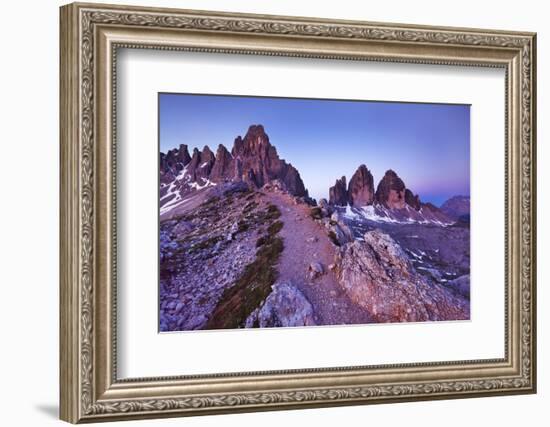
[159,93,470,206]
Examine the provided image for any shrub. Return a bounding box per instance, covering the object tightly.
[207,207,286,329]
[267,220,284,235]
[265,204,281,220]
[206,236,284,329]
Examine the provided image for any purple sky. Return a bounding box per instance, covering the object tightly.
[159,93,470,206]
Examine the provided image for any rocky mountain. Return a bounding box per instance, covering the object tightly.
[328,166,452,225]
[329,176,348,206]
[348,165,375,206]
[404,188,421,210]
[160,125,309,216]
[329,165,375,207]
[440,195,470,220]
[375,169,407,209]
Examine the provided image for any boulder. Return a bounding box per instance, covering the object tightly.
[318,198,332,216]
[245,282,316,328]
[328,212,354,245]
[308,262,325,280]
[335,229,470,323]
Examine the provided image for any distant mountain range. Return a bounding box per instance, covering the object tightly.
[440,195,470,220]
[326,165,463,225]
[160,124,469,225]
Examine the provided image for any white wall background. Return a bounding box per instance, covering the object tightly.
[0,0,545,425]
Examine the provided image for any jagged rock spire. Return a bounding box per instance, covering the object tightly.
[348,164,374,207]
[329,176,348,206]
[160,124,309,198]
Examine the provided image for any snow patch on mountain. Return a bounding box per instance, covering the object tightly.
[342,204,453,226]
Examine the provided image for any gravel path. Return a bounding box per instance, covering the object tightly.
[265,192,373,326]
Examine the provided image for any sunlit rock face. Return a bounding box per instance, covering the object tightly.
[348,164,375,207]
[375,169,407,209]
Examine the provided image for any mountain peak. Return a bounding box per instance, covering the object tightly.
[201,145,215,163]
[160,125,309,208]
[348,165,374,207]
[243,124,270,147]
[329,176,348,206]
[232,124,274,159]
[375,169,407,209]
[159,144,191,185]
[326,165,440,219]
[245,124,267,138]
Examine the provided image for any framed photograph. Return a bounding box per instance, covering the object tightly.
[60,2,537,423]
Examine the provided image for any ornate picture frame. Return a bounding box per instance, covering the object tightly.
[60,2,536,423]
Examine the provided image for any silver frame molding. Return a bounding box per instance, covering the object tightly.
[60,2,537,423]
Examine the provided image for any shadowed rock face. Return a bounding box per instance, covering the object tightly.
[375,169,407,209]
[186,148,202,181]
[335,230,469,323]
[195,146,216,181]
[329,176,348,206]
[348,164,374,207]
[404,188,421,211]
[160,144,191,184]
[209,144,234,182]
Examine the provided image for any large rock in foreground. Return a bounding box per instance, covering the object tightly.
[245,282,316,328]
[335,230,469,323]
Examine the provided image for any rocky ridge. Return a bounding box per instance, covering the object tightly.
[160,125,309,217]
[440,195,471,220]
